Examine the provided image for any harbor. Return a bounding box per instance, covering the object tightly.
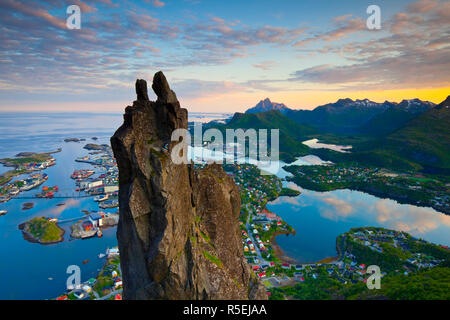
[0,112,123,299]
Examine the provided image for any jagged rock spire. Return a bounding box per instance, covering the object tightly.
[152,71,178,103]
[135,79,149,101]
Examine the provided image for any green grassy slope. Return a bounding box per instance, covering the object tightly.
[206,110,318,162]
[380,96,450,173]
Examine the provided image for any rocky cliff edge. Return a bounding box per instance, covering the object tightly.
[110,71,266,300]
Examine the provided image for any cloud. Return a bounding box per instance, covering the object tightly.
[372,199,450,235]
[47,199,81,216]
[293,17,365,47]
[319,196,354,221]
[72,0,98,13]
[269,195,303,210]
[0,0,67,29]
[407,0,438,13]
[290,3,450,91]
[0,0,449,108]
[253,61,276,70]
[171,79,251,100]
[150,0,165,8]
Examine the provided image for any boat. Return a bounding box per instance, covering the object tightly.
[97,229,103,238]
[71,169,95,180]
[0,195,11,203]
[99,200,118,209]
[98,253,106,258]
[94,194,108,202]
[9,187,19,196]
[36,185,58,198]
[0,210,7,216]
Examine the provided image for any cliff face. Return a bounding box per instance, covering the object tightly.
[111,71,266,300]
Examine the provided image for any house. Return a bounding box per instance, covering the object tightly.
[258,272,266,278]
[281,263,290,269]
[82,285,92,293]
[114,279,123,288]
[73,290,85,299]
[89,212,103,227]
[107,247,119,257]
[87,179,104,189]
[104,184,119,193]
[295,265,303,271]
[82,220,94,231]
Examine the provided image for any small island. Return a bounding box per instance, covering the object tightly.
[83,143,111,151]
[22,202,34,210]
[278,187,301,197]
[0,149,59,186]
[64,138,85,142]
[19,217,65,245]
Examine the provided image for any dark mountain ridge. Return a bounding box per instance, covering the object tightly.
[285,98,434,135]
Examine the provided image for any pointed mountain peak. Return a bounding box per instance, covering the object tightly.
[246,98,291,114]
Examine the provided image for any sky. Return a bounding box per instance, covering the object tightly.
[0,0,449,113]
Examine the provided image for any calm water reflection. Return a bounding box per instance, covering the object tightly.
[267,182,450,263]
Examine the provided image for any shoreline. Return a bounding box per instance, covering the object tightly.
[270,230,298,265]
[285,175,449,216]
[0,148,61,187]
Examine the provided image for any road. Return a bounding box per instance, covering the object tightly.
[244,203,269,266]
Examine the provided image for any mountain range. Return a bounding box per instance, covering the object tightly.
[245,97,435,135]
[228,95,450,173]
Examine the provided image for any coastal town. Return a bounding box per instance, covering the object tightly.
[63,142,120,239]
[56,247,123,300]
[0,152,57,204]
[222,163,450,299]
[0,139,120,241]
[73,143,119,208]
